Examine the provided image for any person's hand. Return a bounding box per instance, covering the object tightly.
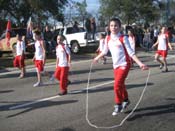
[32,57,35,63]
[140,64,149,70]
[96,50,99,54]
[93,57,98,64]
[68,62,71,67]
[42,59,46,65]
[151,45,155,49]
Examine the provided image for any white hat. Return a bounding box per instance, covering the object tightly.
[132,23,136,26]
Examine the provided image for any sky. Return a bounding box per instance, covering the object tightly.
[73,0,100,13]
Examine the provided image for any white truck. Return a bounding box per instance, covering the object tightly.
[54,26,101,53]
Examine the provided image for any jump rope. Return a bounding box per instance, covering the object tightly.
[85,62,151,129]
[41,54,151,129]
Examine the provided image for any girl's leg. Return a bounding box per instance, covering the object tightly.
[37,69,41,83]
[155,54,164,68]
[162,57,168,71]
[114,66,130,104]
[54,67,61,81]
[59,67,69,93]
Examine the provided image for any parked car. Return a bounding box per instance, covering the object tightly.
[0,28,35,57]
[53,26,101,54]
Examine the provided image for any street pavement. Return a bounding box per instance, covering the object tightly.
[0,50,175,131]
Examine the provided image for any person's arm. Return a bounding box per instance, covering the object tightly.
[32,54,35,63]
[68,54,71,67]
[56,57,59,68]
[132,55,148,70]
[94,52,105,63]
[41,40,46,65]
[124,36,148,70]
[21,41,25,59]
[64,44,71,67]
[168,42,173,50]
[152,39,158,48]
[93,38,108,63]
[167,37,173,50]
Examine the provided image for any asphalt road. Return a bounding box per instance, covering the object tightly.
[0,50,175,131]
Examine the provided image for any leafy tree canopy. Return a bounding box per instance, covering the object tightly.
[99,0,161,25]
[0,0,68,28]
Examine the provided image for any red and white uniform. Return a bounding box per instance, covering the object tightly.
[128,36,135,53]
[157,34,168,50]
[13,40,25,68]
[99,39,105,52]
[54,44,71,93]
[35,40,44,60]
[56,44,71,67]
[102,33,135,104]
[156,34,168,58]
[102,33,135,69]
[16,40,25,56]
[34,40,44,72]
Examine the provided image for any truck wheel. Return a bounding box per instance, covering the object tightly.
[71,41,80,54]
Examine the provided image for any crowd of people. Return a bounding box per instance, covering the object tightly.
[12,17,175,116]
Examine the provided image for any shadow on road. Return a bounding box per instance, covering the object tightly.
[126,103,175,121]
[56,127,75,131]
[126,82,154,89]
[0,99,78,118]
[0,90,14,94]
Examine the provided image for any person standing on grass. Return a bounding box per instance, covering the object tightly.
[13,34,26,79]
[54,35,71,95]
[152,26,173,72]
[93,18,148,116]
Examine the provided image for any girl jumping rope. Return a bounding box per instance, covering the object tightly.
[93,18,148,116]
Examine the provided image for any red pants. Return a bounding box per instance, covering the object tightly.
[13,55,25,68]
[34,60,44,72]
[54,66,69,93]
[156,50,167,58]
[114,65,130,104]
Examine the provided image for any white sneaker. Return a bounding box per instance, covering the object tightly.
[49,75,55,82]
[112,105,122,116]
[121,100,130,112]
[159,64,164,69]
[33,82,42,87]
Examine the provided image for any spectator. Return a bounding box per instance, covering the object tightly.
[90,17,96,40]
[43,25,53,53]
[44,25,53,41]
[85,18,91,40]
[85,18,91,33]
[143,28,152,51]
[72,21,79,33]
[153,26,159,43]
